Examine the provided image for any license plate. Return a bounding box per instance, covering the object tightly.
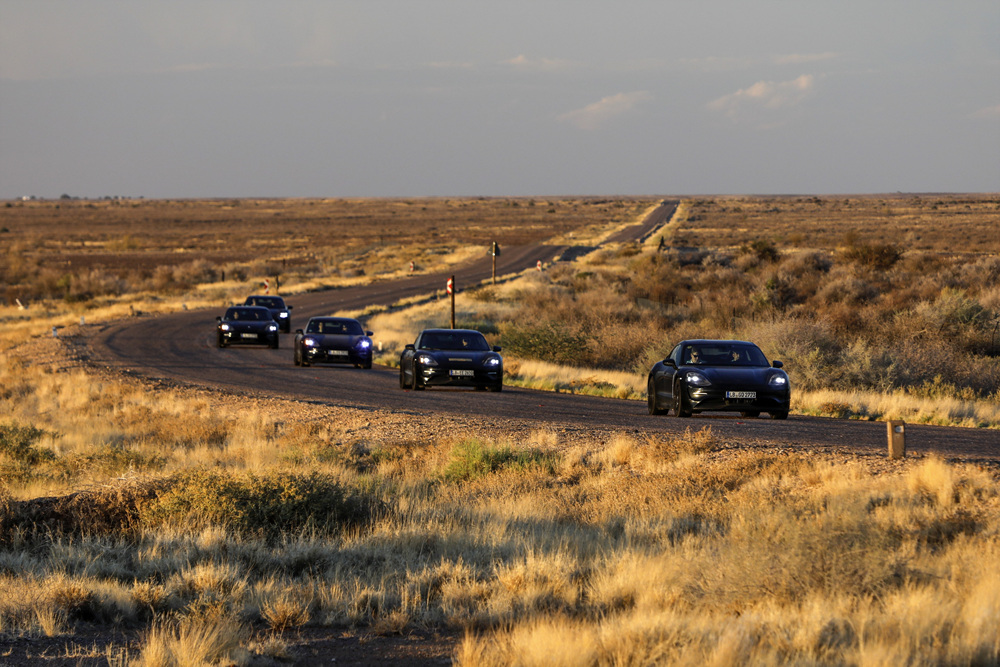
[241,333,257,339]
[450,369,475,377]
[726,391,756,399]
[330,350,349,356]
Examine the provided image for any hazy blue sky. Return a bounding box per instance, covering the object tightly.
[2,1,998,198]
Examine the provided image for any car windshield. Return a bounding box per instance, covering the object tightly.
[226,307,270,321]
[306,319,364,335]
[246,297,283,308]
[419,331,490,351]
[682,343,768,367]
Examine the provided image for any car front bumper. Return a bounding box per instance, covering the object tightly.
[220,330,278,345]
[304,347,371,364]
[686,386,790,413]
[420,367,502,388]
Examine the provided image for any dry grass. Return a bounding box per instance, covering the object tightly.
[1,195,999,663]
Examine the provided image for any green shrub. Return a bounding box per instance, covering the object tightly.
[840,242,901,269]
[441,440,559,483]
[143,470,377,538]
[499,321,587,365]
[0,421,55,465]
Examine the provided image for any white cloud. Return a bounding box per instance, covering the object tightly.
[557,91,653,131]
[504,54,576,71]
[708,74,816,120]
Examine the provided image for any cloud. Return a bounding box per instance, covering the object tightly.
[970,104,1000,119]
[504,54,576,71]
[708,74,816,120]
[773,52,840,65]
[557,91,652,131]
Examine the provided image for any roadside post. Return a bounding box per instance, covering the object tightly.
[537,260,542,271]
[887,420,906,459]
[447,276,455,329]
[491,241,501,284]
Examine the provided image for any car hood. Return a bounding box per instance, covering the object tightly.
[309,334,365,347]
[685,366,781,385]
[223,319,273,329]
[420,350,499,365]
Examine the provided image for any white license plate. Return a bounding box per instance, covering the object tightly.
[450,369,475,377]
[330,350,349,356]
[727,391,756,399]
[241,333,257,339]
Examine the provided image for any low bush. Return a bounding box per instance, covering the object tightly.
[441,440,559,482]
[143,470,378,539]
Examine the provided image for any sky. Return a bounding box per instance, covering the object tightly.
[1,1,998,199]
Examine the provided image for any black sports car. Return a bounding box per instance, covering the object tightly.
[243,295,293,333]
[399,328,503,392]
[294,317,373,368]
[217,306,280,348]
[647,339,790,419]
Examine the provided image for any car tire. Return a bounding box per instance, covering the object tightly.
[771,411,789,420]
[673,382,692,418]
[488,382,502,392]
[363,359,372,370]
[411,366,424,391]
[647,379,666,415]
[270,338,279,350]
[740,411,760,418]
[294,347,301,366]
[217,335,225,348]
[399,367,407,389]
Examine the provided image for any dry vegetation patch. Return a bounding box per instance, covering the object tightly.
[2,195,999,664]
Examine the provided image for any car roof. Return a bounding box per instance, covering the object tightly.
[678,339,756,346]
[245,295,285,301]
[308,316,359,323]
[420,328,485,335]
[229,305,270,311]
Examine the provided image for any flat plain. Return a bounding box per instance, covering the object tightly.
[1,194,998,666]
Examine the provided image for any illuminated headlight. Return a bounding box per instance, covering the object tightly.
[768,374,788,388]
[278,312,288,318]
[303,337,318,347]
[220,324,230,331]
[483,356,501,368]
[417,354,438,366]
[685,371,711,387]
[356,338,371,350]
[268,324,278,332]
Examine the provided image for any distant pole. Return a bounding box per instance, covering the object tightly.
[447,275,456,329]
[491,241,501,284]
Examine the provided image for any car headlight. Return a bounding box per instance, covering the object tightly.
[356,338,371,350]
[685,371,711,387]
[417,354,438,366]
[268,324,278,332]
[483,356,501,368]
[220,324,230,331]
[303,337,318,347]
[768,374,788,388]
[278,312,288,318]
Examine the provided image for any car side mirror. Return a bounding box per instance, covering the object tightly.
[366,331,374,337]
[493,346,502,353]
[772,360,784,368]
[295,329,303,335]
[405,343,415,350]
[664,358,676,367]
[288,305,293,310]
[216,316,222,322]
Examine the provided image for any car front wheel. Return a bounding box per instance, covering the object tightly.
[648,379,666,415]
[673,382,692,418]
[771,411,788,420]
[411,365,424,390]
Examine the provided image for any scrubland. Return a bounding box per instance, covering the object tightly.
[1,195,999,664]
